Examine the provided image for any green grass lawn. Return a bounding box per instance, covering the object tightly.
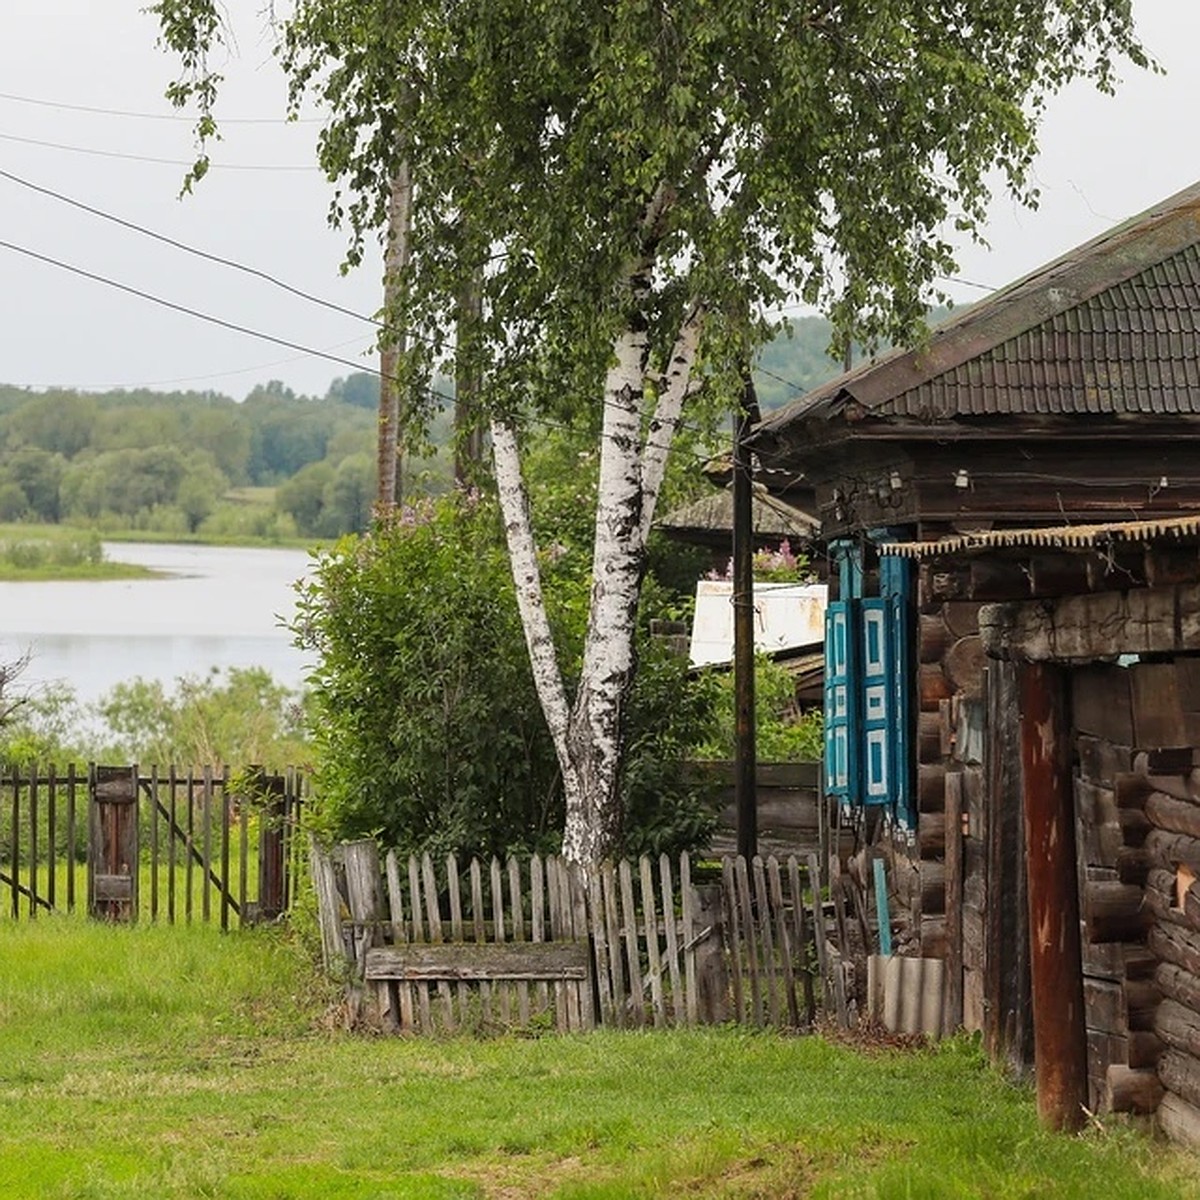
[0,917,1193,1200]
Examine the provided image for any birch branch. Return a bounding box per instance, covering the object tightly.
[490,416,578,792]
[638,304,704,546]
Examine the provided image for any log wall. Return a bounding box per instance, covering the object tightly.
[1140,742,1200,1147]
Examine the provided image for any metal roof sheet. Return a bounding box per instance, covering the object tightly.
[757,180,1200,435]
[879,513,1200,559]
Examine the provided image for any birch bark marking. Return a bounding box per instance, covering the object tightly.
[562,311,651,866]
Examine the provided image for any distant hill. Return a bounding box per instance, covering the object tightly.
[752,305,962,412]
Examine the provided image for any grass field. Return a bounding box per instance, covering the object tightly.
[0,916,1194,1199]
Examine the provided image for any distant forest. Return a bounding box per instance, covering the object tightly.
[0,309,955,540]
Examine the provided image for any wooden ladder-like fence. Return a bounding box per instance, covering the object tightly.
[1,764,308,926]
[312,841,839,1033]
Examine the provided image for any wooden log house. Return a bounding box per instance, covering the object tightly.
[750,180,1200,1142]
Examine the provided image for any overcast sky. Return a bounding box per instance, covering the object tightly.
[0,2,1196,401]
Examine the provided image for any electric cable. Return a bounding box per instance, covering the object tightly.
[0,236,734,468]
[0,130,315,171]
[0,89,321,125]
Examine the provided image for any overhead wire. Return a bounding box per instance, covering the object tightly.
[0,236,734,468]
[0,130,315,171]
[0,89,321,125]
[0,166,394,339]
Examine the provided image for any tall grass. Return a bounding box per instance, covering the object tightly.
[0,916,1193,1199]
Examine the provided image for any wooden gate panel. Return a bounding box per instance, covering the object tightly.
[89,766,139,922]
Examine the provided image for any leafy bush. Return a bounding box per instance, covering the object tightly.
[693,654,822,763]
[294,493,719,860]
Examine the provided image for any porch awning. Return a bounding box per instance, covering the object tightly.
[879,513,1200,560]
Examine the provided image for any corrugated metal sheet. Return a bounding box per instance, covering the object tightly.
[880,513,1200,559]
[755,179,1200,437]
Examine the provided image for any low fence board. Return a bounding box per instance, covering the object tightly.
[314,843,833,1036]
[366,942,590,983]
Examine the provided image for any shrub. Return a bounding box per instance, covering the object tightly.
[294,493,718,860]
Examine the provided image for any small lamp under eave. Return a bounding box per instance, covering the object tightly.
[954,469,970,490]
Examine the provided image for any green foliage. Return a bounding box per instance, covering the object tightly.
[294,493,716,859]
[694,655,822,763]
[295,495,563,857]
[93,667,309,769]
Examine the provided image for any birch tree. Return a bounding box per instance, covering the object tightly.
[156,0,1147,865]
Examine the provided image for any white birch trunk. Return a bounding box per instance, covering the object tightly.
[560,317,652,865]
[490,416,580,799]
[493,271,703,867]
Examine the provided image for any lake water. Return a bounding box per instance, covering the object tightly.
[0,542,316,704]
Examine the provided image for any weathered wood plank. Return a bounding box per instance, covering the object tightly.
[508,856,531,1027]
[768,856,799,1027]
[619,854,648,1032]
[637,857,664,1027]
[722,858,745,1022]
[366,942,590,982]
[752,857,780,1026]
[491,857,511,1025]
[735,855,763,1027]
[601,864,627,1026]
[681,853,699,1028]
[789,856,816,1025]
[659,854,684,1025]
[469,858,491,1024]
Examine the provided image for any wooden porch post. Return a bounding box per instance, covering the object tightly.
[1019,661,1088,1131]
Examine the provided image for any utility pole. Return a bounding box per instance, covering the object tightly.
[733,365,761,861]
[377,156,412,513]
[454,262,483,487]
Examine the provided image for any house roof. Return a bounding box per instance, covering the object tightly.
[755,180,1200,435]
[657,488,817,542]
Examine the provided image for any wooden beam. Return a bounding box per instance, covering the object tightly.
[1019,662,1088,1132]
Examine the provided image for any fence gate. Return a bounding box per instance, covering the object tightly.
[2,762,308,925]
[89,766,138,921]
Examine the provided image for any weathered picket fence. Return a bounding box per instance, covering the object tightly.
[0,763,308,927]
[312,841,838,1033]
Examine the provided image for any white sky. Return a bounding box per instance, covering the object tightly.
[0,2,1196,401]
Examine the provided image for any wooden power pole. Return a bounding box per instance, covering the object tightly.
[377,158,412,513]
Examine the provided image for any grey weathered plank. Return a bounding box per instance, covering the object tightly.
[569,864,594,1030]
[722,858,745,1021]
[530,854,550,1015]
[736,855,763,1026]
[806,851,830,1017]
[768,856,800,1027]
[408,854,431,1029]
[490,856,512,1025]
[601,863,627,1025]
[753,856,780,1026]
[659,854,684,1024]
[638,856,665,1027]
[788,856,816,1025]
[588,871,615,1025]
[447,854,469,1024]
[384,850,413,1030]
[469,857,492,1023]
[367,941,590,982]
[681,853,699,1027]
[617,860,645,1027]
[508,856,531,1026]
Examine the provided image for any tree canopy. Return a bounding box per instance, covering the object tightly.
[156,0,1148,862]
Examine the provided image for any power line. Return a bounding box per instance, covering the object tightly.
[0,130,315,171]
[0,166,388,336]
[0,89,321,125]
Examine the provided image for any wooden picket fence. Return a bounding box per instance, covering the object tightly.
[0,763,308,927]
[312,841,839,1033]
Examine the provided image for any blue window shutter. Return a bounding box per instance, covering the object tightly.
[860,598,891,806]
[880,555,915,828]
[824,600,853,802]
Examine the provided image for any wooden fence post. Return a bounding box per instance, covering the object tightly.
[310,836,348,974]
[88,765,139,922]
[254,768,289,921]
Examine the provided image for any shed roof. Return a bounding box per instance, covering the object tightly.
[756,180,1200,434]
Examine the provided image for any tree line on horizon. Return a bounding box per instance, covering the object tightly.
[0,316,864,539]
